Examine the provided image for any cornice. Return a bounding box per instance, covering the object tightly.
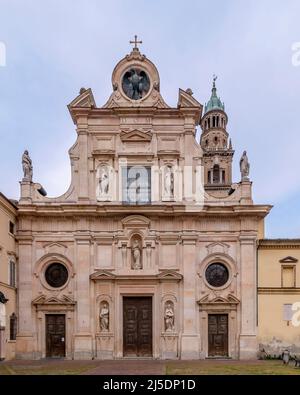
[258,239,300,249]
[258,287,300,294]
[90,269,183,282]
[16,204,272,218]
[69,106,201,122]
[15,235,34,244]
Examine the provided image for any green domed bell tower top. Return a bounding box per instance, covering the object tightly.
[200,76,234,196]
[204,75,225,114]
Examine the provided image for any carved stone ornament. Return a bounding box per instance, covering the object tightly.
[122,68,150,100]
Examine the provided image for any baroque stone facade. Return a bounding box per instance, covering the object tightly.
[15,44,272,360]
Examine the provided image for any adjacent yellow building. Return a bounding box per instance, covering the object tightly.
[0,192,17,360]
[258,239,300,356]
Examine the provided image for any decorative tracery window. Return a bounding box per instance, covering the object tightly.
[205,263,229,287]
[45,263,68,288]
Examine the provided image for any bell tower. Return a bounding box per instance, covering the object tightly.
[200,76,234,196]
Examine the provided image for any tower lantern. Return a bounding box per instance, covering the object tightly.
[200,76,234,196]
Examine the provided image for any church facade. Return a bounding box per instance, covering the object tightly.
[15,43,273,360]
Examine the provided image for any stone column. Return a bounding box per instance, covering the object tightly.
[74,235,93,359]
[180,235,199,359]
[239,235,257,359]
[16,236,35,359]
[77,122,89,201]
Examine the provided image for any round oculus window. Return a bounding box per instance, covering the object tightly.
[45,263,68,288]
[122,68,150,100]
[205,263,229,287]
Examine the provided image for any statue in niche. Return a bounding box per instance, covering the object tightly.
[164,302,175,332]
[131,239,142,270]
[99,302,109,332]
[98,166,109,198]
[22,150,33,182]
[164,166,174,197]
[239,150,250,181]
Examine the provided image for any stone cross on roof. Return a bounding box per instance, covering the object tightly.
[130,35,142,50]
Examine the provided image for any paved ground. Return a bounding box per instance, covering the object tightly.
[0,359,300,375]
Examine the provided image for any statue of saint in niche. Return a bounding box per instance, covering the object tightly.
[132,239,142,270]
[99,302,109,332]
[164,166,174,198]
[98,166,109,198]
[164,302,175,332]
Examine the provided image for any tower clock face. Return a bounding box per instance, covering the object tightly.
[122,68,150,100]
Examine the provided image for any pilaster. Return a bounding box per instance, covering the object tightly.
[180,235,200,359]
[73,235,93,359]
[15,236,35,359]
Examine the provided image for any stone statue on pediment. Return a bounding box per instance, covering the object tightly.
[240,150,250,181]
[22,150,33,182]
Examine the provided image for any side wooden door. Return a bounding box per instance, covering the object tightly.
[46,314,66,358]
[208,314,228,357]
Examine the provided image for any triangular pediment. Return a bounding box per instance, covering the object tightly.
[207,242,230,249]
[157,270,183,281]
[206,242,230,255]
[280,256,298,263]
[121,215,150,227]
[90,270,116,281]
[177,88,203,110]
[120,130,152,142]
[68,88,96,109]
[32,294,76,305]
[197,293,239,305]
[43,242,68,250]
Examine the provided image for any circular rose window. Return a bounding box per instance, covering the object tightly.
[205,263,229,287]
[45,263,68,288]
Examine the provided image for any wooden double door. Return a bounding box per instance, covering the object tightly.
[46,314,66,358]
[123,297,152,357]
[208,314,228,357]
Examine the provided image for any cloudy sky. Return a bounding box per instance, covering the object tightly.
[0,0,299,237]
